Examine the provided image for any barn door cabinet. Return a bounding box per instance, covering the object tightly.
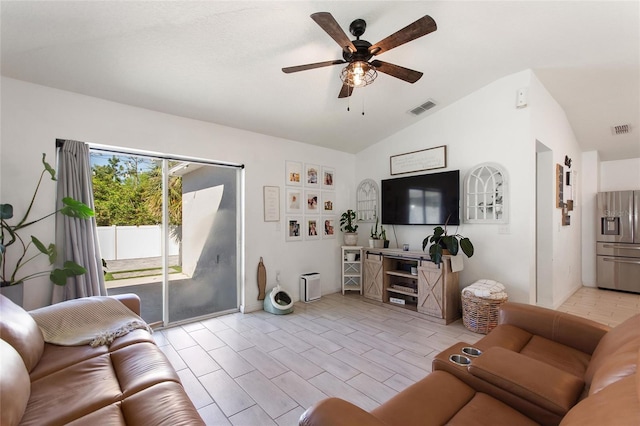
[362,249,460,324]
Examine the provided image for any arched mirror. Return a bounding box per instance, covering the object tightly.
[464,163,508,223]
[356,178,379,222]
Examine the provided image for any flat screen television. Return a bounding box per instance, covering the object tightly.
[381,170,460,225]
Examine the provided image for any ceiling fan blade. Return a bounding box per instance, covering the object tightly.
[282,60,345,74]
[338,83,353,98]
[371,60,423,83]
[311,12,357,54]
[369,15,437,56]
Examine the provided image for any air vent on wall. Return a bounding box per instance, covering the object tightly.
[611,124,631,135]
[409,99,437,116]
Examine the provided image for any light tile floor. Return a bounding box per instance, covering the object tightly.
[153,287,640,425]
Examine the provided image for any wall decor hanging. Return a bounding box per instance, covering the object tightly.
[390,145,446,175]
[263,186,280,222]
[464,163,508,223]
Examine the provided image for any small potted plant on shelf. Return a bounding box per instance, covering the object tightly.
[339,209,359,246]
[381,226,389,248]
[422,220,474,265]
[369,216,385,248]
[1,154,94,304]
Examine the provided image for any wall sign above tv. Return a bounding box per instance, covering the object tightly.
[390,145,447,175]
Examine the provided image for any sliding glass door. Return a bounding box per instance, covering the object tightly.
[91,150,241,325]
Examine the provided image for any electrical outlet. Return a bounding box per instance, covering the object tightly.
[498,225,510,234]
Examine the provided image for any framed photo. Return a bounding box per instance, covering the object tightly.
[305,190,320,214]
[286,216,303,242]
[305,163,320,187]
[263,186,280,222]
[322,216,336,239]
[390,145,447,175]
[322,191,335,213]
[286,188,303,214]
[285,161,302,186]
[305,217,321,240]
[322,167,335,189]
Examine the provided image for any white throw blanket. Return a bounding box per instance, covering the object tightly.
[30,296,152,347]
[463,279,507,299]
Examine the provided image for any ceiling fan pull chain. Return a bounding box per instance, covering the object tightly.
[362,91,365,116]
[347,89,351,112]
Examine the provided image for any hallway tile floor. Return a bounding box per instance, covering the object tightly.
[154,287,640,425]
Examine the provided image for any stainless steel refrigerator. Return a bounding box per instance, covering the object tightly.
[596,190,640,293]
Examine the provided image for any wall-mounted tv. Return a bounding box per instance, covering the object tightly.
[381,170,460,225]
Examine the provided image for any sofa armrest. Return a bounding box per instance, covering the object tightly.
[299,398,388,426]
[111,293,141,316]
[468,346,584,415]
[499,302,609,354]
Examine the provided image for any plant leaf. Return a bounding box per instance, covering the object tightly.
[0,204,13,220]
[48,243,57,264]
[444,236,459,255]
[433,226,445,239]
[63,261,87,276]
[422,237,430,251]
[42,153,57,181]
[31,236,49,255]
[60,198,94,219]
[50,269,68,286]
[460,238,474,258]
[429,244,442,264]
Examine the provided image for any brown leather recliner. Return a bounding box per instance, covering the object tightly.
[299,302,640,426]
[0,294,204,426]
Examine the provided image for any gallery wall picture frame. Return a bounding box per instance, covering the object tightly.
[286,216,303,242]
[556,163,564,208]
[286,188,303,214]
[390,145,447,175]
[305,190,321,214]
[305,163,321,188]
[322,216,336,239]
[285,161,302,186]
[263,186,280,222]
[305,217,321,240]
[322,191,335,213]
[322,167,335,189]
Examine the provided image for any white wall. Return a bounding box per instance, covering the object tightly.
[581,151,600,287]
[600,158,640,191]
[356,70,535,303]
[355,69,584,307]
[529,73,584,308]
[1,77,355,310]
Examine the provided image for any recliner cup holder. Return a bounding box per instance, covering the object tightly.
[449,354,471,366]
[461,347,482,357]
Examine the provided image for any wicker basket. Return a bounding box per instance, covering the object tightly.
[462,289,508,334]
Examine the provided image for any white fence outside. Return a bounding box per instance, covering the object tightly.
[97,225,180,260]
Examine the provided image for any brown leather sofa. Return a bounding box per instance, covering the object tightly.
[299,302,640,426]
[0,294,204,426]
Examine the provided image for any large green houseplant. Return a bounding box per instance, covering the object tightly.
[422,222,474,265]
[0,154,94,288]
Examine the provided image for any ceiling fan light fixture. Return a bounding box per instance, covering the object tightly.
[340,61,377,88]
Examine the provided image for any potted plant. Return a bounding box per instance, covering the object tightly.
[381,226,390,248]
[422,223,474,265]
[369,216,384,248]
[1,154,94,303]
[339,209,358,246]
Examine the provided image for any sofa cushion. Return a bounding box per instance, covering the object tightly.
[29,329,154,381]
[589,343,640,395]
[448,393,539,426]
[475,324,592,380]
[0,294,44,372]
[584,313,640,387]
[560,374,639,425]
[0,339,31,426]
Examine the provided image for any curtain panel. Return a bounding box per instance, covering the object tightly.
[52,140,106,303]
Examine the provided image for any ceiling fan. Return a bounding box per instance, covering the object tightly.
[282,12,437,98]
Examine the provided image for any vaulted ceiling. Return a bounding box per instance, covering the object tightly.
[1,1,638,160]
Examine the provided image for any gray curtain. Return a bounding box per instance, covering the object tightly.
[52,140,106,303]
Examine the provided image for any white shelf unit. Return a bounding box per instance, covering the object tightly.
[341,246,363,295]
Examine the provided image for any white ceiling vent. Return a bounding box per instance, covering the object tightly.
[611,124,631,135]
[409,99,437,116]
